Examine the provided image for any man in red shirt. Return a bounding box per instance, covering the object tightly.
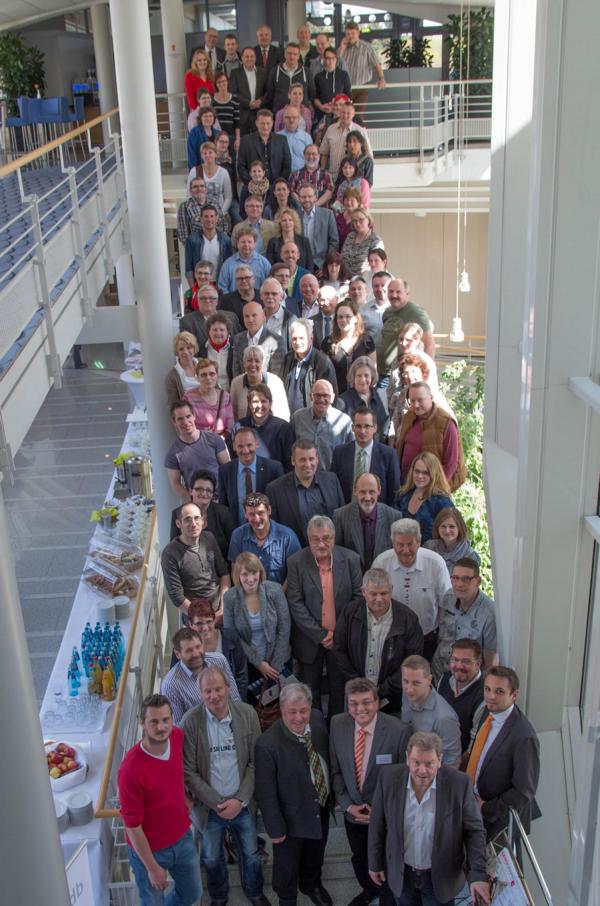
[118,694,201,905]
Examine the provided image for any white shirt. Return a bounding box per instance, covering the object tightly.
[365,602,393,680]
[301,299,319,319]
[266,306,285,335]
[474,704,515,791]
[371,547,451,635]
[202,233,221,272]
[245,67,257,101]
[404,776,437,870]
[248,325,264,345]
[206,707,240,798]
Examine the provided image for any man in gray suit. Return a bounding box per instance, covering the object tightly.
[368,731,491,906]
[330,678,410,906]
[287,515,363,716]
[333,473,399,571]
[181,666,271,906]
[298,183,339,269]
[232,301,285,378]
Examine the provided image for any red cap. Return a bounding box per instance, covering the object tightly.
[333,93,351,104]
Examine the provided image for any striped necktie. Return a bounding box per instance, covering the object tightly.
[355,447,366,480]
[354,727,366,790]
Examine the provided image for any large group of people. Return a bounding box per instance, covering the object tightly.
[117,22,541,906]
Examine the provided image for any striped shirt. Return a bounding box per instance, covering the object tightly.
[341,39,380,85]
[161,653,241,724]
[177,196,204,244]
[212,95,240,136]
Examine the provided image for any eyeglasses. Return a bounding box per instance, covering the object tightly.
[451,575,477,583]
[192,487,214,496]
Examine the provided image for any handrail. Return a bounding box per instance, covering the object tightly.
[0,107,119,179]
[507,808,554,905]
[95,506,156,819]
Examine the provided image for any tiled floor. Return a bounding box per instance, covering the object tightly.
[4,344,130,705]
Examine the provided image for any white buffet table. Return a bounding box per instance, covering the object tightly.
[39,409,153,906]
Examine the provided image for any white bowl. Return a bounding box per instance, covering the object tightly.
[45,742,87,792]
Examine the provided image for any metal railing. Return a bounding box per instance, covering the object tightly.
[155,78,492,170]
[486,809,555,906]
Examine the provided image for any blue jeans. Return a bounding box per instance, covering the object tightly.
[128,829,202,906]
[200,806,263,900]
[396,867,454,906]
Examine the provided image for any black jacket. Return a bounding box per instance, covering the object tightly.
[236,414,295,471]
[266,63,316,112]
[237,132,291,185]
[265,469,345,546]
[255,710,330,839]
[438,671,484,752]
[314,67,352,106]
[282,347,338,407]
[333,598,424,712]
[230,66,267,134]
[253,44,284,74]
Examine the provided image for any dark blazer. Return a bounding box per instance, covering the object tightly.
[255,710,330,840]
[220,627,249,702]
[333,501,398,571]
[329,712,410,817]
[472,705,541,839]
[266,233,314,271]
[314,67,352,107]
[180,309,241,350]
[282,347,339,408]
[237,131,291,185]
[218,455,284,526]
[268,307,298,355]
[253,44,284,74]
[236,414,295,471]
[369,764,488,901]
[169,502,235,560]
[265,469,345,546]
[333,598,424,712]
[231,327,285,378]
[331,440,401,507]
[286,545,363,664]
[230,66,267,134]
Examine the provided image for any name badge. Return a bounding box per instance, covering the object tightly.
[376,754,392,765]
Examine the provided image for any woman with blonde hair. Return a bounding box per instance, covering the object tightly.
[184,48,215,119]
[341,207,384,279]
[396,451,454,543]
[266,206,314,270]
[223,551,291,686]
[165,331,200,406]
[182,357,234,439]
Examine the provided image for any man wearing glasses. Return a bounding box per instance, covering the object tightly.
[437,639,485,754]
[290,379,352,470]
[289,144,334,206]
[169,469,235,560]
[432,560,498,683]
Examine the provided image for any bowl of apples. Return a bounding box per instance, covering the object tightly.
[45,741,87,792]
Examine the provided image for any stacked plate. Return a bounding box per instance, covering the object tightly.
[67,791,94,825]
[113,594,130,619]
[55,798,69,833]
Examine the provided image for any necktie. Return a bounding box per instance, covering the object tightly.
[324,315,332,337]
[298,734,328,807]
[354,727,366,790]
[262,48,268,68]
[466,714,494,783]
[243,466,253,498]
[362,516,374,568]
[355,447,366,479]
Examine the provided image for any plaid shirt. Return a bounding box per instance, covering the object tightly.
[161,653,241,724]
[177,196,204,244]
[289,167,334,200]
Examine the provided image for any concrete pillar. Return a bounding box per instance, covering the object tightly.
[160,0,187,140]
[236,0,267,48]
[286,0,305,43]
[90,3,118,145]
[0,481,71,904]
[115,252,136,306]
[109,0,178,554]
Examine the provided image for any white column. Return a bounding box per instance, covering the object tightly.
[0,481,71,904]
[109,0,178,556]
[115,252,136,306]
[160,0,187,141]
[90,3,118,145]
[286,0,305,42]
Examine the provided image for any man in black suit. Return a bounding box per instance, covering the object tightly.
[333,473,398,571]
[218,427,283,526]
[310,285,339,347]
[237,109,291,185]
[331,407,400,507]
[465,666,540,841]
[219,265,260,325]
[286,515,362,716]
[282,319,338,411]
[255,682,332,906]
[202,27,226,73]
[265,439,345,546]
[254,25,283,74]
[333,568,423,714]
[236,383,295,471]
[169,469,234,559]
[437,638,484,754]
[330,678,410,906]
[369,731,491,906]
[230,47,267,135]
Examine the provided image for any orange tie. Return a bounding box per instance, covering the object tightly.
[355,728,366,790]
[466,714,493,783]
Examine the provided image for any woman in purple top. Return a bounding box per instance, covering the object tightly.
[183,358,234,441]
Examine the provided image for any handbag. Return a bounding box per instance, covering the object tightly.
[255,677,282,732]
